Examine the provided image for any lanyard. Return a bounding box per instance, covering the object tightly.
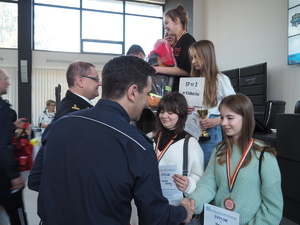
[226,139,254,193]
[173,30,187,48]
[155,133,178,162]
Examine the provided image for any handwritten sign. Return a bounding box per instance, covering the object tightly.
[179,77,205,139]
[179,77,205,107]
[204,203,239,225]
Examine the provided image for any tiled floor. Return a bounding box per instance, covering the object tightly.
[0,179,299,225]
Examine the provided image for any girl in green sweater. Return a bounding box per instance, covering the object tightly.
[188,93,283,225]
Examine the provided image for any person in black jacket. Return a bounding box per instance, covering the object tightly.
[28,61,101,208]
[29,56,195,224]
[0,68,28,225]
[54,61,101,121]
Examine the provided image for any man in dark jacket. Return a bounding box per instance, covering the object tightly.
[0,68,28,225]
[54,61,101,121]
[29,56,194,224]
[28,61,101,194]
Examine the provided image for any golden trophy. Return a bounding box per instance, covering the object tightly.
[197,109,211,141]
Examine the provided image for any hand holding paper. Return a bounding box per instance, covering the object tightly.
[173,174,189,192]
[187,106,195,114]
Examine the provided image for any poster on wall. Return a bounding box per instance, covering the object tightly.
[288,0,300,65]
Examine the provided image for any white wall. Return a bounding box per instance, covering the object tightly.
[193,0,300,113]
[32,51,114,69]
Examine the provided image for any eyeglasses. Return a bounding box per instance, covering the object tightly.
[81,75,100,82]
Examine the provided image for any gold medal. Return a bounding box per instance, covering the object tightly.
[224,197,235,211]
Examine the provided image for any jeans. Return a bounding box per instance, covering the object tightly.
[199,115,223,169]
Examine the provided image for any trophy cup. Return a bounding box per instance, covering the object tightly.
[197,109,211,141]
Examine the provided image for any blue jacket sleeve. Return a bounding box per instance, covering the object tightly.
[28,144,44,192]
[131,143,187,224]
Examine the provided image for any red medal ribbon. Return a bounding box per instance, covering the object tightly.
[155,133,178,162]
[226,139,254,193]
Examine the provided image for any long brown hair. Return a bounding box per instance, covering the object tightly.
[216,93,276,167]
[152,92,188,140]
[165,5,189,31]
[189,40,219,108]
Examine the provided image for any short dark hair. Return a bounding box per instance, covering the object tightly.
[153,92,188,137]
[126,44,145,56]
[101,56,155,100]
[66,61,95,88]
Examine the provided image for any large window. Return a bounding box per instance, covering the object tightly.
[34,0,163,55]
[0,1,18,49]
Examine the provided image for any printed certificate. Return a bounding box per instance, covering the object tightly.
[159,165,183,206]
[204,203,240,225]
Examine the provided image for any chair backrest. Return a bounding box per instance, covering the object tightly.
[263,100,286,129]
[295,100,300,113]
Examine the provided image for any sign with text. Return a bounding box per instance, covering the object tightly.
[179,77,205,107]
[204,203,239,225]
[179,77,205,139]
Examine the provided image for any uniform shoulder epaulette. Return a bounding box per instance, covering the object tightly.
[71,104,80,110]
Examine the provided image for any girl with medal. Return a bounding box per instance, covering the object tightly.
[188,93,283,225]
[38,99,56,132]
[151,92,204,196]
[130,92,203,225]
[153,5,196,92]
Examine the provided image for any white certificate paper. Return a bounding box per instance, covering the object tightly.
[159,165,183,206]
[185,108,202,139]
[204,203,240,225]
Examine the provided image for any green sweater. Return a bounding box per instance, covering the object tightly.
[188,144,283,225]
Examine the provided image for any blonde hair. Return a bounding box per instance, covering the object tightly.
[189,40,219,108]
[46,99,56,106]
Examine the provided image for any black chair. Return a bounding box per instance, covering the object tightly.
[294,100,300,113]
[262,100,286,129]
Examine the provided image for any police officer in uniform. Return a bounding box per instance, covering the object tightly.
[54,61,101,121]
[28,61,101,202]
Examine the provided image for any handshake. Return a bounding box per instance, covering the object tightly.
[180,198,196,223]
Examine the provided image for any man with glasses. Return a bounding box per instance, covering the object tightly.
[28,61,101,200]
[53,61,101,121]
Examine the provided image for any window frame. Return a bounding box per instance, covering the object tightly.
[0,0,18,49]
[33,0,164,55]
